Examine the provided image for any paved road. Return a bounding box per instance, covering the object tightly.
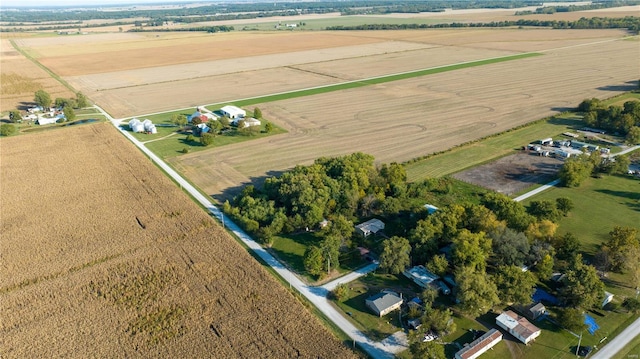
[591,316,640,359]
[96,106,399,359]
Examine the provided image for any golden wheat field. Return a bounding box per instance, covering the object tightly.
[0,123,356,358]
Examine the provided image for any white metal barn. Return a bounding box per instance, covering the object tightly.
[237,117,261,128]
[220,105,246,119]
[37,116,58,125]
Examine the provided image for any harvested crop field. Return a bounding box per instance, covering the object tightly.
[0,37,74,112]
[168,36,637,200]
[13,28,629,118]
[0,123,356,358]
[453,152,564,195]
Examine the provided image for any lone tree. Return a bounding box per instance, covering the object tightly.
[379,236,411,274]
[557,308,588,332]
[171,114,187,129]
[1,124,17,136]
[9,110,22,123]
[63,105,76,122]
[559,155,594,187]
[200,132,214,146]
[253,107,262,118]
[34,89,52,108]
[76,92,89,108]
[560,254,604,309]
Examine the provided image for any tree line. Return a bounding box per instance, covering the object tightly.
[1,1,543,23]
[515,0,640,15]
[326,16,640,32]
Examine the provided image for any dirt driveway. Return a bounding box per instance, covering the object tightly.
[453,152,564,196]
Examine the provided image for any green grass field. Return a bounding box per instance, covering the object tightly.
[332,273,416,341]
[522,173,640,255]
[612,332,640,359]
[405,114,584,181]
[602,92,640,107]
[269,232,367,283]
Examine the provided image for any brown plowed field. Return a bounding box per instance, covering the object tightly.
[0,123,356,358]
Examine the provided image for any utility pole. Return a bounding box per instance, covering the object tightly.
[576,331,583,356]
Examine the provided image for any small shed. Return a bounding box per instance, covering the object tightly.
[424,204,439,215]
[529,303,546,320]
[220,105,246,119]
[195,123,210,134]
[602,291,614,308]
[355,219,385,237]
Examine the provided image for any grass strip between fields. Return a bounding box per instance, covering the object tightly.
[229,52,543,108]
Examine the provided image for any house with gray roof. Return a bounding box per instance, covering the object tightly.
[365,290,403,317]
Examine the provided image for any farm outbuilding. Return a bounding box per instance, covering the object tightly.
[454,328,503,359]
[220,105,246,119]
[236,117,261,128]
[129,118,144,132]
[37,116,58,125]
[142,119,157,134]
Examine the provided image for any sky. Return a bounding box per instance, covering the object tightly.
[1,0,202,8]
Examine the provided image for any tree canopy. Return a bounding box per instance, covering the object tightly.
[34,89,52,108]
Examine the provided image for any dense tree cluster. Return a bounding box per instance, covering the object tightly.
[578,98,640,144]
[225,153,619,321]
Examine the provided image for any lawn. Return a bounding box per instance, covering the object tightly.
[269,232,368,282]
[405,114,584,181]
[521,173,640,255]
[612,330,640,359]
[332,272,417,341]
[602,91,640,107]
[142,123,286,158]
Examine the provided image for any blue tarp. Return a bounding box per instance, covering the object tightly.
[532,288,560,306]
[584,314,600,335]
